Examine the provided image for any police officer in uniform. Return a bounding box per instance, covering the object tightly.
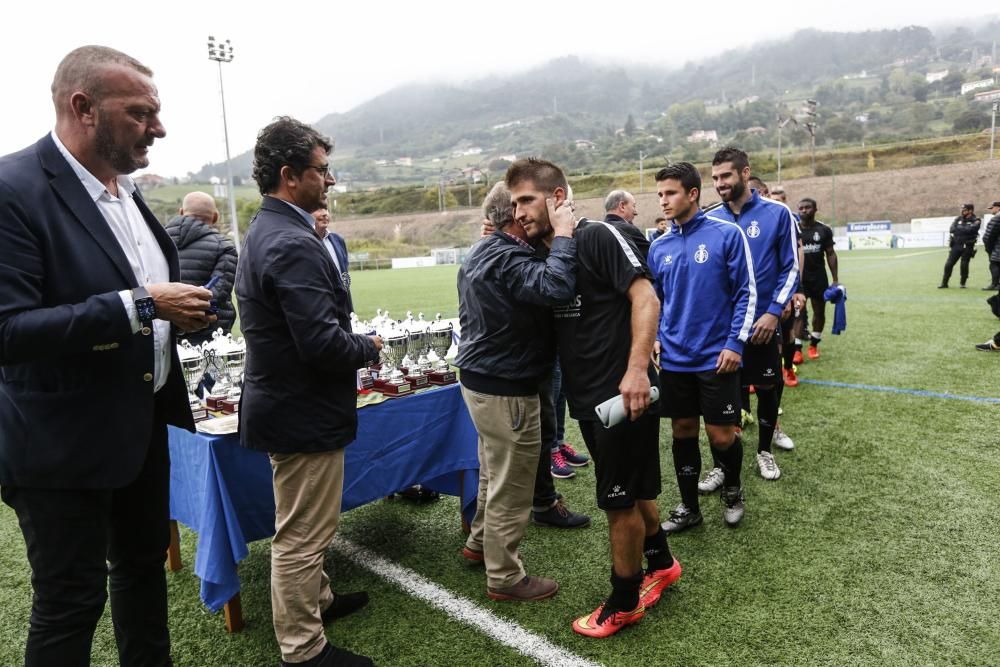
[939,203,981,288]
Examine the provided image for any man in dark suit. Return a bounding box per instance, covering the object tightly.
[0,46,214,666]
[311,205,353,314]
[236,117,382,667]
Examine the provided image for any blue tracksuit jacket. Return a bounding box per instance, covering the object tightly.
[708,190,799,319]
[648,209,757,372]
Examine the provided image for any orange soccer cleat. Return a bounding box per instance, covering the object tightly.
[572,602,645,638]
[783,367,799,387]
[807,345,820,360]
[639,559,682,609]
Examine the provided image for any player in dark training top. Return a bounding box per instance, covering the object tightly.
[796,198,839,360]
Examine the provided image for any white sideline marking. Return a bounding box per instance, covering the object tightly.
[846,249,939,260]
[333,536,603,667]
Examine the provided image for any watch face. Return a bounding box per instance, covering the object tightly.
[137,297,156,322]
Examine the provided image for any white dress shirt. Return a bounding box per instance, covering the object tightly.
[51,131,172,392]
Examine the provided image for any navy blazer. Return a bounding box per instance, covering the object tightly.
[0,135,193,489]
[235,196,377,454]
[324,231,354,314]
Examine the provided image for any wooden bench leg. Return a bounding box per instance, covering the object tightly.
[166,520,183,572]
[459,470,471,534]
[224,593,245,633]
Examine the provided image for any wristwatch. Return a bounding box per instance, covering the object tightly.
[132,286,157,325]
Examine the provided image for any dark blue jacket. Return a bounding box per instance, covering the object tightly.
[648,210,756,371]
[710,190,799,319]
[455,232,576,395]
[0,135,192,488]
[235,196,378,454]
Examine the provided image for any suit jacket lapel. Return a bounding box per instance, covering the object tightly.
[37,136,135,286]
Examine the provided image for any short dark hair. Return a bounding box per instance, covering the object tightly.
[654,215,667,223]
[51,45,152,103]
[799,197,817,208]
[749,175,767,188]
[712,146,750,172]
[505,158,567,195]
[252,116,333,196]
[655,162,701,199]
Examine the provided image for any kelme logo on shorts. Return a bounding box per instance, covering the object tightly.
[608,485,627,498]
[723,403,735,414]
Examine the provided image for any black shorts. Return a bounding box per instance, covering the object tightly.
[741,334,782,387]
[801,275,829,300]
[659,369,741,425]
[578,413,661,511]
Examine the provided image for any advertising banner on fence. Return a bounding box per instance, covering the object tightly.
[847,221,893,250]
[892,232,947,248]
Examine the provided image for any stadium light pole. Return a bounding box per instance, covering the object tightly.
[776,115,796,183]
[207,36,241,251]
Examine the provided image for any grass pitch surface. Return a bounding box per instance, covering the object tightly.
[1,248,997,666]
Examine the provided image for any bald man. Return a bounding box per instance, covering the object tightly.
[165,191,238,344]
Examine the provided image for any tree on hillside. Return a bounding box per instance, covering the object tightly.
[953,109,989,133]
[624,114,637,136]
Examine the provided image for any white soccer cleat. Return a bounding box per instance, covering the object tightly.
[773,426,795,451]
[756,451,781,480]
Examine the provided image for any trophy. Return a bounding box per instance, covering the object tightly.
[177,340,209,422]
[352,313,376,391]
[426,314,457,385]
[215,334,246,414]
[203,329,230,410]
[372,322,412,396]
[401,326,429,388]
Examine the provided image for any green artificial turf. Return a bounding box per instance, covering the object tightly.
[1,247,997,666]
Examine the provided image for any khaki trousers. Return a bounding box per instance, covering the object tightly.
[461,386,541,590]
[269,448,344,663]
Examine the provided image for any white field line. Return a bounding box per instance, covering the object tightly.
[332,536,602,667]
[844,249,940,260]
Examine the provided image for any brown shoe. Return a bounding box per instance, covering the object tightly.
[487,576,558,601]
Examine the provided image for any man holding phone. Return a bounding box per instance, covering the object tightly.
[648,163,756,534]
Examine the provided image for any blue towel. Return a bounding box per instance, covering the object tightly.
[823,284,847,334]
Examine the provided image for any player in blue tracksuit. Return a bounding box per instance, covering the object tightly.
[705,147,799,485]
[648,162,757,533]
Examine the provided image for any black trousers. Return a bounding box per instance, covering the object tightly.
[1,406,172,667]
[989,260,1000,287]
[942,245,975,286]
[532,370,560,511]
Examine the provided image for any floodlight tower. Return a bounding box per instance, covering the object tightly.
[207,36,241,250]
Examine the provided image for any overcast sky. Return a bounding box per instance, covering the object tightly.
[2,1,997,177]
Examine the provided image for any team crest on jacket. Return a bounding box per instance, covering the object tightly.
[747,221,761,238]
[694,244,709,263]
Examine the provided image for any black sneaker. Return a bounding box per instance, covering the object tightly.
[975,340,1000,352]
[937,284,948,288]
[533,499,591,528]
[281,642,374,667]
[660,504,703,534]
[721,487,746,526]
[321,590,370,624]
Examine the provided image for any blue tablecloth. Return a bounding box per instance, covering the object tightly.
[169,383,479,612]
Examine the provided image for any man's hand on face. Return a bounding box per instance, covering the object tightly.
[481,218,495,237]
[148,283,215,332]
[547,198,575,238]
[749,312,780,345]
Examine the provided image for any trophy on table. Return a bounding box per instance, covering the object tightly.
[401,324,429,389]
[177,340,209,422]
[352,314,376,391]
[202,329,230,410]
[216,334,246,414]
[426,314,457,385]
[372,322,412,396]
